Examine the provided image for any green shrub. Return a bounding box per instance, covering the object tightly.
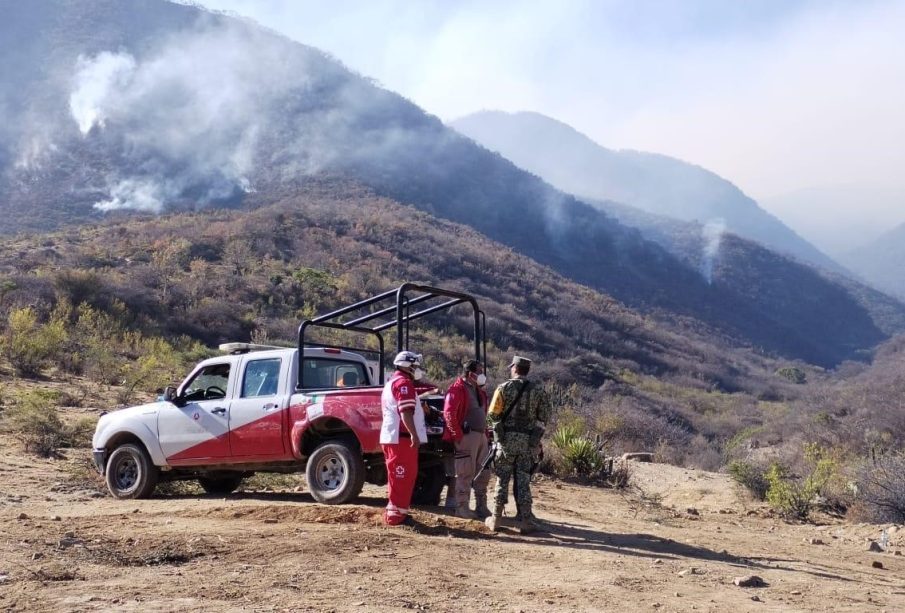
[3,390,67,456]
[116,336,185,405]
[1,307,67,377]
[551,423,582,451]
[728,460,769,500]
[67,417,97,449]
[764,444,834,520]
[775,367,807,384]
[562,436,604,476]
[550,424,610,479]
[1,390,96,456]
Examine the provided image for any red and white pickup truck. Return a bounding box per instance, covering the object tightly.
[92,284,484,505]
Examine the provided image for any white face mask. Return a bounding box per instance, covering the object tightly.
[476,373,487,386]
[413,368,425,381]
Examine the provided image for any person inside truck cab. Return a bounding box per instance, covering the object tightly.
[336,371,360,387]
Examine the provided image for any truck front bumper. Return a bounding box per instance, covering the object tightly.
[92,449,108,474]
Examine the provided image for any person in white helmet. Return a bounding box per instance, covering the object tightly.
[379,350,429,525]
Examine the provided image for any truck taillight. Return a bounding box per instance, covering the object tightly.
[323,348,341,354]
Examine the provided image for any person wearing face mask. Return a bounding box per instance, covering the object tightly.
[442,359,491,519]
[380,350,430,526]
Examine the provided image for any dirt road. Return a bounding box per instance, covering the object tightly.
[1,435,904,612]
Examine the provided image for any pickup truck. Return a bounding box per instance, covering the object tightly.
[92,343,449,503]
[92,283,485,506]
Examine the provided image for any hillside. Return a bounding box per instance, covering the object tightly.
[0,182,780,388]
[0,182,823,466]
[587,198,905,345]
[841,221,905,300]
[8,183,905,475]
[0,0,903,367]
[451,110,842,273]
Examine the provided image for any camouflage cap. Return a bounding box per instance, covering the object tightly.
[508,355,532,368]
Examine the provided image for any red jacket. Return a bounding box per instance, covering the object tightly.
[442,377,488,443]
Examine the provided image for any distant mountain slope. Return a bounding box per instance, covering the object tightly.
[0,0,901,366]
[451,111,842,273]
[759,186,905,257]
[842,222,905,299]
[589,198,905,341]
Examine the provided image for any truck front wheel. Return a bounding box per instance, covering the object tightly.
[105,443,159,499]
[306,440,365,504]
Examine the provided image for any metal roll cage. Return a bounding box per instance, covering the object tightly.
[297,283,486,390]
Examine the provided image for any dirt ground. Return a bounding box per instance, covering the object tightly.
[2,430,905,612]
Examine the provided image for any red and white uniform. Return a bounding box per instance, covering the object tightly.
[380,370,427,525]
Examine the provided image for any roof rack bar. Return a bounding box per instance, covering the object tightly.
[297,320,385,389]
[343,292,437,327]
[298,283,483,390]
[376,298,466,332]
[300,341,382,356]
[479,310,487,366]
[309,287,400,324]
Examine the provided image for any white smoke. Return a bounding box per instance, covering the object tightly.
[66,23,316,212]
[700,218,726,284]
[13,134,58,171]
[94,178,174,212]
[69,52,137,135]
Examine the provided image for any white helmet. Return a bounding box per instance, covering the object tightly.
[393,350,423,368]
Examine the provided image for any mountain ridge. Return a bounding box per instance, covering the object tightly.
[450,110,843,274]
[0,0,902,367]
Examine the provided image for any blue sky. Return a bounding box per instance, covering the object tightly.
[200,0,905,233]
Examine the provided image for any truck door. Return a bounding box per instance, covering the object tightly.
[158,362,233,461]
[228,356,288,458]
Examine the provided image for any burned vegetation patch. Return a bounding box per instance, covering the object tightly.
[66,535,221,568]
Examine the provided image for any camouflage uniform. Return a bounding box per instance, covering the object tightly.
[486,377,552,522]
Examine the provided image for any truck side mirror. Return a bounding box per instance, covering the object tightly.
[163,386,183,406]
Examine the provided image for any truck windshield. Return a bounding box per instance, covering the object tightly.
[183,363,230,400]
[301,358,368,389]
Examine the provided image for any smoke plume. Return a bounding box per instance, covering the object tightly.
[700,218,725,284]
[66,23,321,212]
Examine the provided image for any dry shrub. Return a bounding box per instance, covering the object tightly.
[853,452,905,523]
[1,390,91,456]
[727,460,770,500]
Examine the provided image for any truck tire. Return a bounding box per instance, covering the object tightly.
[306,440,365,504]
[412,463,446,506]
[105,443,159,499]
[198,474,244,495]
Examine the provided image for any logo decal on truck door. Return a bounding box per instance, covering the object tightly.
[306,403,324,420]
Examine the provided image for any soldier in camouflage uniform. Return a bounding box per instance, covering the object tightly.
[485,356,552,534]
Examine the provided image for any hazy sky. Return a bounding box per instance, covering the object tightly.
[199,0,905,232]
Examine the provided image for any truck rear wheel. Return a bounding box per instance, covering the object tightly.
[412,463,446,506]
[306,440,365,504]
[106,443,159,499]
[198,474,244,495]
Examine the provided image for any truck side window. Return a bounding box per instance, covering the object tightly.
[242,358,281,398]
[183,363,230,401]
[301,359,368,389]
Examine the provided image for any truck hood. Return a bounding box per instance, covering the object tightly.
[92,401,168,448]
